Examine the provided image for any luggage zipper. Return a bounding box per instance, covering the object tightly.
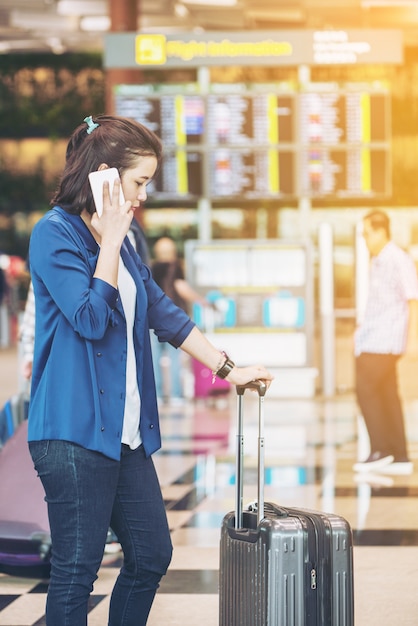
[284,507,318,623]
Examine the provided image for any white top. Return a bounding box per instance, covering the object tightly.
[118,257,142,449]
[355,241,418,356]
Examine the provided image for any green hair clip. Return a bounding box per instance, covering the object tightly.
[84,115,99,135]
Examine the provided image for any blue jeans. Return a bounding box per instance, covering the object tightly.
[29,440,172,626]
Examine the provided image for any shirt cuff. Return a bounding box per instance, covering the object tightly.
[91,277,119,310]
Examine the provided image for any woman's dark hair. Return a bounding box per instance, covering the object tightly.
[51,115,163,215]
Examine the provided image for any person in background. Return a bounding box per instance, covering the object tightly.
[353,210,418,475]
[0,266,5,307]
[0,265,6,347]
[28,114,273,626]
[151,236,209,403]
[19,281,35,381]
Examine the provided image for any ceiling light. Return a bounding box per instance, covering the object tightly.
[57,1,107,16]
[362,1,418,6]
[182,0,237,6]
[10,10,78,32]
[0,39,49,52]
[80,16,111,32]
[47,37,66,54]
[174,3,190,18]
[247,7,304,22]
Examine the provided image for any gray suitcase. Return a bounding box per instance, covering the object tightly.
[219,381,354,625]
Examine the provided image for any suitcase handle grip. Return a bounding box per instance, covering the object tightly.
[255,501,289,518]
[236,380,267,397]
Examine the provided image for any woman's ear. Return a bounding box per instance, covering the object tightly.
[97,163,109,171]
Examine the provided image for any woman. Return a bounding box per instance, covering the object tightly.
[28,114,273,626]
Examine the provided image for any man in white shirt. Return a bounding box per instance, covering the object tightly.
[354,210,418,475]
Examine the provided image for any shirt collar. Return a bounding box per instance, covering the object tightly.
[52,206,98,253]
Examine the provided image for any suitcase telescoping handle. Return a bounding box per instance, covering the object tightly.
[235,380,267,530]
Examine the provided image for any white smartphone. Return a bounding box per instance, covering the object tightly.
[88,168,125,217]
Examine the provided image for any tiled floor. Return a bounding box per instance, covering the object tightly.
[1,346,418,625]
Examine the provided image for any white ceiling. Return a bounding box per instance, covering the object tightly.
[1,0,418,55]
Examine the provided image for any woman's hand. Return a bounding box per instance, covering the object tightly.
[179,328,274,391]
[84,179,134,289]
[225,364,274,389]
[90,179,133,247]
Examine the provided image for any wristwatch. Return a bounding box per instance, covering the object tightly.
[216,353,235,380]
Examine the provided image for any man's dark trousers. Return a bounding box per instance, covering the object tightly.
[355,352,408,460]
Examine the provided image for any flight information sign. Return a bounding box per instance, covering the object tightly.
[114,82,390,201]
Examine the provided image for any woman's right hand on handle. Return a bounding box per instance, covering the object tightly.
[225,364,274,390]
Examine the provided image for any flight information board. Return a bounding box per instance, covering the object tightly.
[301,147,388,197]
[210,148,296,198]
[150,150,203,199]
[299,91,388,144]
[115,91,205,146]
[298,88,389,197]
[114,82,390,201]
[207,93,296,145]
[206,90,297,198]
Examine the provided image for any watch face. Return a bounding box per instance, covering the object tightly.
[217,358,234,379]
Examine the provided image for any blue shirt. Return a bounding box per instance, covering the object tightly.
[28,206,195,460]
